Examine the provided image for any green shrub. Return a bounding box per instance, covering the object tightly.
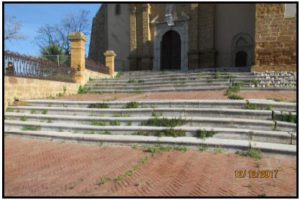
[88,103,109,109]
[110,120,120,126]
[277,112,297,123]
[102,131,111,135]
[42,110,48,115]
[244,101,273,110]
[152,112,162,117]
[198,144,209,152]
[196,129,216,139]
[236,149,262,160]
[20,116,27,121]
[22,125,41,131]
[6,107,14,112]
[137,80,144,83]
[78,85,89,94]
[125,102,140,109]
[157,129,186,137]
[114,72,123,79]
[141,118,187,127]
[133,129,185,137]
[91,121,108,126]
[143,145,187,154]
[225,84,240,96]
[128,79,136,83]
[228,94,244,100]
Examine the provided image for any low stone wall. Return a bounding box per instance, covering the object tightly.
[4,69,112,109]
[251,71,296,88]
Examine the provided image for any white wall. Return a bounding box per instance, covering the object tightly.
[107,4,130,71]
[215,4,255,67]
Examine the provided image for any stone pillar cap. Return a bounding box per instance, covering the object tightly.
[68,32,87,42]
[104,50,116,57]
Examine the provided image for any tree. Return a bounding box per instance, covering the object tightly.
[4,15,24,41]
[36,10,90,55]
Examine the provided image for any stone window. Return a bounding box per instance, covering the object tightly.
[115,4,121,15]
[231,33,254,67]
[284,4,296,18]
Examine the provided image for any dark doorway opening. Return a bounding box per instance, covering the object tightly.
[160,30,181,70]
[235,51,247,67]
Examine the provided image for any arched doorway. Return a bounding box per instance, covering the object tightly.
[160,30,181,70]
[235,51,248,67]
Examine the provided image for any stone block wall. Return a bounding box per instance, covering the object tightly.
[88,5,108,64]
[255,4,296,71]
[4,70,110,109]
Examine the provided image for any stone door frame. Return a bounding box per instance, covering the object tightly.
[153,20,189,71]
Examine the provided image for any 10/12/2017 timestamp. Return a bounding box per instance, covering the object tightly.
[235,169,279,178]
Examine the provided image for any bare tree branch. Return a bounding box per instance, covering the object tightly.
[35,10,90,55]
[5,15,24,41]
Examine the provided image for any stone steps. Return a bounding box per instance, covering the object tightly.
[24,99,296,111]
[4,120,296,145]
[5,130,296,154]
[5,99,296,155]
[88,85,229,93]
[86,80,230,89]
[7,106,275,120]
[5,113,296,132]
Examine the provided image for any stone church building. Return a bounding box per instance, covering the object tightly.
[88,3,296,72]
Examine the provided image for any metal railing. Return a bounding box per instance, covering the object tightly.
[85,59,109,74]
[4,51,76,82]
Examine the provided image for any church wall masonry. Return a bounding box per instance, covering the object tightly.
[89,3,296,72]
[254,4,296,72]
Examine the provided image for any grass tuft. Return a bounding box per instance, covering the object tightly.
[78,85,89,94]
[228,94,244,100]
[88,103,109,109]
[125,102,140,109]
[141,117,187,127]
[22,125,41,131]
[196,129,216,139]
[236,148,262,160]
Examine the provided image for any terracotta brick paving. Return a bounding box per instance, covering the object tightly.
[4,135,296,197]
[57,90,296,102]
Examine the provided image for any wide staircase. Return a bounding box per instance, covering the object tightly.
[5,99,296,155]
[85,70,296,93]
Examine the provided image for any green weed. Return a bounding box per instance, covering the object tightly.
[6,107,14,112]
[228,94,244,100]
[20,116,28,121]
[22,125,41,131]
[236,149,262,160]
[110,120,120,126]
[277,112,297,123]
[141,117,187,127]
[42,110,48,115]
[78,85,89,94]
[88,103,109,109]
[196,129,216,139]
[125,102,140,109]
[198,144,209,152]
[91,121,108,126]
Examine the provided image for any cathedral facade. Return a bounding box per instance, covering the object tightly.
[88,3,296,72]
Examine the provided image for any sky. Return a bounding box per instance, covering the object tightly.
[4,3,102,56]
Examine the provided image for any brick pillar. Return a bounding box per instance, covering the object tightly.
[129,5,137,52]
[68,32,87,82]
[141,3,152,69]
[104,50,116,77]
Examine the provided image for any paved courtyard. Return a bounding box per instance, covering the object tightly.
[4,135,296,197]
[57,90,296,102]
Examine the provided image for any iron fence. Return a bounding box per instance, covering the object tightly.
[4,51,76,82]
[86,59,109,74]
